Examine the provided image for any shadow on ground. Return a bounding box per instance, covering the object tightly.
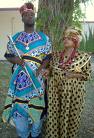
[0,57,94,138]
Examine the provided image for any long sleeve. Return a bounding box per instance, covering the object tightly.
[4,52,15,58]
[81,59,91,81]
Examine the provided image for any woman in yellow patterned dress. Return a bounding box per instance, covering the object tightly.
[42,26,91,138]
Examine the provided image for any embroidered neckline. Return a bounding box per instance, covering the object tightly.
[59,49,78,69]
[16,31,42,47]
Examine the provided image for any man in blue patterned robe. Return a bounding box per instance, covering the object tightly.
[2,2,51,138]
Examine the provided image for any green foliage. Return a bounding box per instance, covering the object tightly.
[72,5,85,28]
[79,26,94,52]
[72,0,92,28]
[37,0,91,51]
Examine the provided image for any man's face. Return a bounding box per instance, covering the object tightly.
[22,11,35,26]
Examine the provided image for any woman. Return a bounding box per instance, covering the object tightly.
[42,26,91,138]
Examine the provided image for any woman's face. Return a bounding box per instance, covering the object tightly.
[63,36,75,48]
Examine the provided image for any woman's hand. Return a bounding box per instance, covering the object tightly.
[65,71,84,79]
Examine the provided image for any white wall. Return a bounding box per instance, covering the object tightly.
[0,10,23,60]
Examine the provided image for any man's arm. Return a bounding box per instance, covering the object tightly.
[4,52,24,66]
[36,53,52,76]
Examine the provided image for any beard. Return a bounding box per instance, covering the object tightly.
[26,22,35,27]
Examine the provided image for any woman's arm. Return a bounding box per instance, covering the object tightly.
[65,60,91,80]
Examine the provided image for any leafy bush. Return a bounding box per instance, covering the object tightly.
[79,26,94,53]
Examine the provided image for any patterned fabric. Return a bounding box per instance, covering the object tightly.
[19,2,35,15]
[63,26,82,42]
[14,70,32,90]
[13,112,43,138]
[16,32,41,46]
[42,51,91,138]
[2,31,51,126]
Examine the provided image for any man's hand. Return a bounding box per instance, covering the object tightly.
[14,57,24,66]
[36,68,50,79]
[6,56,24,66]
[41,69,50,79]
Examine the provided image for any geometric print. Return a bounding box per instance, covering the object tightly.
[14,70,32,90]
[16,32,41,46]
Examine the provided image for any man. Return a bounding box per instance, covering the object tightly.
[2,2,51,138]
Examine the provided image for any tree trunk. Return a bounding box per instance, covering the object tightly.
[37,0,74,50]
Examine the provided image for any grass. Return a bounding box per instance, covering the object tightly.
[79,27,94,53]
[0,61,17,138]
